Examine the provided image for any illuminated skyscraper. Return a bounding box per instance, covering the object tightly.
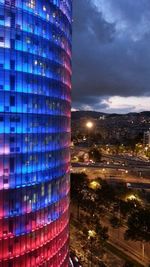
[0,0,72,266]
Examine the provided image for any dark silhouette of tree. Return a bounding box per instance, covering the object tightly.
[78,154,84,162]
[123,261,134,267]
[125,208,150,241]
[88,148,102,162]
[109,216,121,229]
[97,225,109,245]
[119,199,141,218]
[70,172,88,198]
[97,180,116,204]
[70,172,88,219]
[91,215,109,246]
[125,208,150,257]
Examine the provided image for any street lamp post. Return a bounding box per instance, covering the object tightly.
[88,230,96,267]
[86,121,93,148]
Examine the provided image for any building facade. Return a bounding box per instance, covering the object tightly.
[0,0,72,266]
[143,130,150,146]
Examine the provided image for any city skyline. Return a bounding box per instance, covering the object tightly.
[72,0,150,114]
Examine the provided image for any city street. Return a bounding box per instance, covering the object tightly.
[71,164,150,189]
[101,216,150,266]
[71,204,150,267]
[70,217,125,267]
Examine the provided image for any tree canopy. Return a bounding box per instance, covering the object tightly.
[125,208,150,242]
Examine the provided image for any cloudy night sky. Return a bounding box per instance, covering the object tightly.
[72,0,150,114]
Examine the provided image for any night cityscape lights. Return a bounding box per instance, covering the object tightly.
[0,0,72,266]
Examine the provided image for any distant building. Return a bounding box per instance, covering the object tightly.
[99,115,106,120]
[143,131,150,146]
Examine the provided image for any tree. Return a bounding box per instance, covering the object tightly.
[125,208,150,257]
[99,226,109,244]
[123,261,134,267]
[109,215,122,238]
[125,208,150,242]
[109,216,121,229]
[87,213,109,247]
[98,261,106,267]
[88,148,102,162]
[86,219,109,266]
[70,172,88,219]
[119,199,140,218]
[97,180,116,204]
[70,172,88,197]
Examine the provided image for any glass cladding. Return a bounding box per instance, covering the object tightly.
[0,0,72,266]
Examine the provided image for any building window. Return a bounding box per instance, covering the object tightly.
[10,95,15,106]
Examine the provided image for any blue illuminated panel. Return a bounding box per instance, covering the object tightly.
[0,0,72,266]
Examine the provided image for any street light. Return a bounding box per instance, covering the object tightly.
[88,230,96,239]
[127,194,137,201]
[145,146,149,157]
[86,121,94,148]
[86,121,93,129]
[88,230,96,267]
[125,194,142,205]
[89,180,101,190]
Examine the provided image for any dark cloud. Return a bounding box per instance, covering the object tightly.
[72,0,150,111]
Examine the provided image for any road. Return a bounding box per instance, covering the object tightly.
[101,216,150,267]
[71,163,150,190]
[102,153,150,164]
[71,146,150,165]
[72,162,150,172]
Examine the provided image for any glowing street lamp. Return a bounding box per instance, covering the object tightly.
[88,230,96,239]
[125,194,142,204]
[89,180,101,190]
[86,121,94,147]
[86,121,93,129]
[127,194,137,201]
[88,230,96,267]
[145,146,149,157]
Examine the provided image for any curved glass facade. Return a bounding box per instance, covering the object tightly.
[0,0,72,266]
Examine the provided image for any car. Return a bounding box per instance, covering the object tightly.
[70,252,83,267]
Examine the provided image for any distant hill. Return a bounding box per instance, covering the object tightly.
[71,110,106,120]
[71,110,150,120]
[71,110,125,120]
[140,111,150,116]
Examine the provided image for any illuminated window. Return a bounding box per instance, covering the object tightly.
[43,5,46,11]
[26,0,35,9]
